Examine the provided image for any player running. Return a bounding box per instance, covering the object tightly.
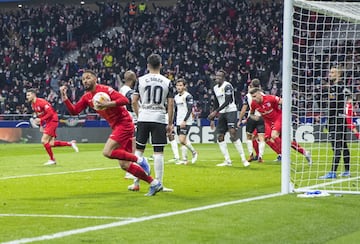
[60,69,162,196]
[26,88,78,165]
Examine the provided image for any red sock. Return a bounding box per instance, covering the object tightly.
[356,132,360,140]
[54,141,70,147]
[44,143,55,160]
[267,140,281,154]
[127,163,153,183]
[253,139,259,156]
[110,148,138,162]
[291,141,305,154]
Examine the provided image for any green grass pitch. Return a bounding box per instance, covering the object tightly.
[0,143,359,243]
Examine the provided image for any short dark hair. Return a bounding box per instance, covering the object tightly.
[83,69,97,77]
[217,69,227,77]
[147,54,162,69]
[26,88,37,95]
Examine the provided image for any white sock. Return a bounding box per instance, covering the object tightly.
[181,145,188,161]
[218,141,231,162]
[153,153,164,182]
[259,141,266,158]
[233,139,246,161]
[134,150,143,163]
[246,139,253,155]
[185,141,195,154]
[170,140,179,159]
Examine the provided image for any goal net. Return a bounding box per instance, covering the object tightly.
[291,0,360,194]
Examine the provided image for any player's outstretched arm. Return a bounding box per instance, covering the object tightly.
[60,85,87,115]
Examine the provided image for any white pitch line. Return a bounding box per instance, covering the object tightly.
[2,192,282,244]
[0,214,134,220]
[0,159,229,181]
[0,167,118,180]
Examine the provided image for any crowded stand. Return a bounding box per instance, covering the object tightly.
[0,0,285,122]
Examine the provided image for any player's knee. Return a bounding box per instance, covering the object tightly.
[179,137,186,145]
[102,148,112,158]
[168,134,175,141]
[217,134,225,142]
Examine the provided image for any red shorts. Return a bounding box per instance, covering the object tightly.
[110,123,135,153]
[264,117,282,139]
[43,121,58,138]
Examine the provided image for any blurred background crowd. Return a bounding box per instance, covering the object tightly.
[0,0,357,123]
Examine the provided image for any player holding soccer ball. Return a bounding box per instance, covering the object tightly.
[26,88,79,165]
[60,69,163,196]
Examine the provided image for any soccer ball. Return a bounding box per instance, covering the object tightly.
[92,92,110,110]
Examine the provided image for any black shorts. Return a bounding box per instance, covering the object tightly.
[246,116,265,134]
[177,125,191,136]
[216,111,237,135]
[136,122,167,147]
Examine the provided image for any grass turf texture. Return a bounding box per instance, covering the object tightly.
[0,143,359,243]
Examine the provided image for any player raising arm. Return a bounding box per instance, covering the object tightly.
[60,69,163,196]
[26,88,78,165]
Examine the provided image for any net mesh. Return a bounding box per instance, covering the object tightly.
[291,0,360,194]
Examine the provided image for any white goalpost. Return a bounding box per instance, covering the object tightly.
[283,0,360,194]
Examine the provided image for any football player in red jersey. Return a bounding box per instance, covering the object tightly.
[249,87,312,165]
[26,88,78,165]
[345,97,360,139]
[60,70,163,196]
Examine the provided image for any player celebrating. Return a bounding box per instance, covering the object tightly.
[208,69,249,167]
[60,69,162,196]
[249,87,312,165]
[26,88,78,165]
[174,78,198,164]
[132,53,174,192]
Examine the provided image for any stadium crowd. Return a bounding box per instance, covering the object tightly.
[0,0,286,120]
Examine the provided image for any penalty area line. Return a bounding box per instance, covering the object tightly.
[2,192,283,244]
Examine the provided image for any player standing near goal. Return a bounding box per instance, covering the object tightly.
[208,69,249,167]
[249,87,312,165]
[320,67,351,179]
[174,78,198,165]
[120,70,137,180]
[238,79,282,162]
[131,53,174,192]
[26,88,78,165]
[60,70,163,196]
[237,79,267,163]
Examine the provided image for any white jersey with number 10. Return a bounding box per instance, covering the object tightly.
[134,73,173,124]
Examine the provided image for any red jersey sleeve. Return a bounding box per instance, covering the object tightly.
[107,86,129,106]
[64,96,89,115]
